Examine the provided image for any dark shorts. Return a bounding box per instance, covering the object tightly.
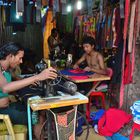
[0,102,27,125]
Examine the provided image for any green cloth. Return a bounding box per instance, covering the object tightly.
[0,71,11,98]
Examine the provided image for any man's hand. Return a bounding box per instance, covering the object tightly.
[73,64,79,69]
[36,67,57,81]
[83,66,91,72]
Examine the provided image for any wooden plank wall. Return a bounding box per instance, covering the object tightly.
[0,24,43,61]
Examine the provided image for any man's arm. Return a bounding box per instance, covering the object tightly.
[0,67,57,93]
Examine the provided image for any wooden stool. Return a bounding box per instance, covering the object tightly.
[130,122,140,140]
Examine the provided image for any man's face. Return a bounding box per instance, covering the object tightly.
[10,50,24,69]
[83,43,94,54]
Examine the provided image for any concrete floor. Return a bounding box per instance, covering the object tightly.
[77,127,140,140]
[77,127,106,140]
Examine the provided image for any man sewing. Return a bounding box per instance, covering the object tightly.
[73,36,107,94]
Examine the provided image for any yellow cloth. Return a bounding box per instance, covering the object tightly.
[43,9,56,59]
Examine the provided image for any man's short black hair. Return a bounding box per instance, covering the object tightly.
[0,42,24,60]
[82,36,96,47]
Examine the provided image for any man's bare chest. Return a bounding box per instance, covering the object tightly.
[86,55,99,67]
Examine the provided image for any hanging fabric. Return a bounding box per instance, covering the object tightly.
[43,10,55,58]
[66,12,73,33]
[53,0,60,18]
[120,0,130,108]
[106,7,113,48]
[2,6,6,30]
[112,6,121,48]
[99,0,103,23]
[36,0,41,23]
[131,0,138,85]
[128,1,136,53]
[87,0,94,16]
[122,0,137,84]
[120,0,124,18]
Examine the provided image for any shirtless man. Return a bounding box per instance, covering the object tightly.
[73,36,107,75]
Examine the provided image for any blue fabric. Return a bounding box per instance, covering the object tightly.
[90,109,105,121]
[106,133,129,140]
[76,112,85,136]
[60,69,94,76]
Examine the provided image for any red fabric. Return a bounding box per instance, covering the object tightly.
[98,108,132,136]
[69,76,89,80]
[124,54,132,84]
[123,0,130,40]
[120,0,130,108]
[69,69,85,74]
[49,0,53,8]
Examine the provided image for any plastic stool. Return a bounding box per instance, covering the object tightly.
[86,91,105,122]
[130,122,140,140]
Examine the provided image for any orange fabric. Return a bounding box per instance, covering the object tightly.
[43,9,56,59]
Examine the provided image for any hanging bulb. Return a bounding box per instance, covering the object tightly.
[67,4,72,12]
[77,0,82,10]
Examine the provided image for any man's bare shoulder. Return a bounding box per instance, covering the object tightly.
[96,51,104,58]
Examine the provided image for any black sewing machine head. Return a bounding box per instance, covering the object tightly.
[35,59,78,97]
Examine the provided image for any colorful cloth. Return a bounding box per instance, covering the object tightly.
[60,69,94,76]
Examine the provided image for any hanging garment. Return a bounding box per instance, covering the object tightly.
[120,0,124,18]
[36,0,41,23]
[106,13,112,48]
[124,53,132,84]
[128,1,136,53]
[120,0,130,108]
[112,7,122,48]
[43,10,55,58]
[66,12,73,32]
[2,6,6,30]
[131,0,138,82]
[123,0,137,84]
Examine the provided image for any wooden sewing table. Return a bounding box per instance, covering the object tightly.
[27,92,88,140]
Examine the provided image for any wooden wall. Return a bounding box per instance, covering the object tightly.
[0,24,43,62]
